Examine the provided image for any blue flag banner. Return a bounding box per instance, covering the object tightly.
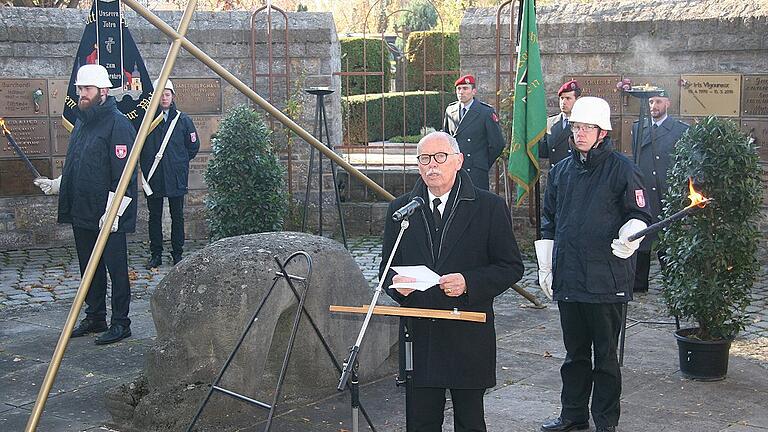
[62,0,157,132]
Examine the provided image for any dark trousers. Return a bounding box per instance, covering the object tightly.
[72,226,131,326]
[409,387,486,432]
[557,302,623,428]
[146,195,185,258]
[633,249,665,292]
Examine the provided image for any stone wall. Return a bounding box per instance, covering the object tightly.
[460,0,768,250]
[0,7,342,250]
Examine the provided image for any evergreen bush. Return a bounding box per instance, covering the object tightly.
[660,116,762,340]
[340,37,392,96]
[342,91,451,144]
[204,105,287,240]
[404,31,459,93]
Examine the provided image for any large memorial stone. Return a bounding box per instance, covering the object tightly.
[106,232,397,431]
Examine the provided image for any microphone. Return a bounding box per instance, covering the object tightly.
[392,196,425,222]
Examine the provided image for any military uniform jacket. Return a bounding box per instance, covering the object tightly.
[381,170,524,389]
[442,99,506,190]
[140,103,199,198]
[631,116,688,250]
[539,112,573,167]
[541,138,652,304]
[58,96,138,233]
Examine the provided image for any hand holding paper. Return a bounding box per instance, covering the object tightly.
[390,265,440,292]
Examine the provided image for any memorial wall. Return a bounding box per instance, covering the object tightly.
[461,1,768,252]
[0,7,341,249]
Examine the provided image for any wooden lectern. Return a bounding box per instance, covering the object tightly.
[330,304,487,431]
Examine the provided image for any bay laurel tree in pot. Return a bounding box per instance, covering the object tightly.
[659,116,762,379]
[204,105,287,240]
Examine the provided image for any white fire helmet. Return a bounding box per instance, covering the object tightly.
[74,64,113,88]
[568,96,612,131]
[153,78,174,94]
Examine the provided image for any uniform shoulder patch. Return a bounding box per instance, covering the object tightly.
[115,145,128,159]
[635,189,646,208]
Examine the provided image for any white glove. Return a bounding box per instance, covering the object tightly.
[534,239,554,300]
[33,176,61,195]
[611,219,648,259]
[99,191,132,233]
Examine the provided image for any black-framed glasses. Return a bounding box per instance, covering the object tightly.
[571,124,599,134]
[417,152,457,165]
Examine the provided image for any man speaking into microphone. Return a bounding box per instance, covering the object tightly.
[380,131,524,431]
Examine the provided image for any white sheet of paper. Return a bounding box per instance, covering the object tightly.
[390,265,441,292]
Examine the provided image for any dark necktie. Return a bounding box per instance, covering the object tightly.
[432,198,442,228]
[460,107,466,120]
[563,117,568,130]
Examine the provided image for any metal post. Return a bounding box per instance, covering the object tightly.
[24,1,197,430]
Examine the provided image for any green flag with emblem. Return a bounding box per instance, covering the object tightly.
[507,0,546,206]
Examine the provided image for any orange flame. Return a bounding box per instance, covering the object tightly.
[686,178,709,208]
[0,117,9,135]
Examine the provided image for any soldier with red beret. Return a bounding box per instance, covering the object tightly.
[442,74,506,190]
[539,79,582,167]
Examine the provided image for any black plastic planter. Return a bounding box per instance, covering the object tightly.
[674,328,732,381]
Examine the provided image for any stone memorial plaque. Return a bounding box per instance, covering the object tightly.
[565,75,622,115]
[622,75,681,116]
[741,119,768,162]
[47,79,70,117]
[189,115,221,152]
[172,78,222,115]
[188,153,211,190]
[0,118,51,159]
[52,157,66,179]
[50,118,71,156]
[742,75,768,117]
[0,159,51,196]
[0,79,49,117]
[680,74,741,117]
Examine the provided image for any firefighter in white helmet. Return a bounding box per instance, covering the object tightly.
[140,78,199,268]
[33,64,138,345]
[536,97,652,432]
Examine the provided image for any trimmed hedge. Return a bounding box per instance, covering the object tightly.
[405,31,459,92]
[340,37,392,96]
[342,91,452,144]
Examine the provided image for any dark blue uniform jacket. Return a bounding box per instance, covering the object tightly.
[541,138,652,304]
[58,96,138,233]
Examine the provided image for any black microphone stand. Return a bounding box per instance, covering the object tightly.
[338,216,413,432]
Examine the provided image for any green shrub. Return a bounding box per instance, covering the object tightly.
[340,37,392,96]
[205,105,287,240]
[395,0,438,32]
[660,116,762,340]
[404,31,459,93]
[342,91,452,144]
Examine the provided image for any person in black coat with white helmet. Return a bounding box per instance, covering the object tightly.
[34,64,138,345]
[536,97,652,432]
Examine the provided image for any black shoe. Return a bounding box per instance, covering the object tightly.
[596,427,616,432]
[541,417,590,432]
[171,253,182,265]
[95,324,131,345]
[71,318,107,338]
[146,255,162,269]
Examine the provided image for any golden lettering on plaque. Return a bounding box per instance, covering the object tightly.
[680,74,741,117]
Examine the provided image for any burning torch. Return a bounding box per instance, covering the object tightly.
[627,178,712,242]
[0,117,43,180]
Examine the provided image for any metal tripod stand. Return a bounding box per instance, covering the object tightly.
[301,87,348,249]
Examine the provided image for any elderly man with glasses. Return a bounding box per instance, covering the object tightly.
[536,97,652,432]
[380,131,524,431]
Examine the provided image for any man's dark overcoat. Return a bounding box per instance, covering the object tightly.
[381,170,524,389]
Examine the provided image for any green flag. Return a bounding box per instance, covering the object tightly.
[507,0,546,206]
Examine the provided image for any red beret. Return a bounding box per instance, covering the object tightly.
[558,80,581,96]
[455,74,476,87]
